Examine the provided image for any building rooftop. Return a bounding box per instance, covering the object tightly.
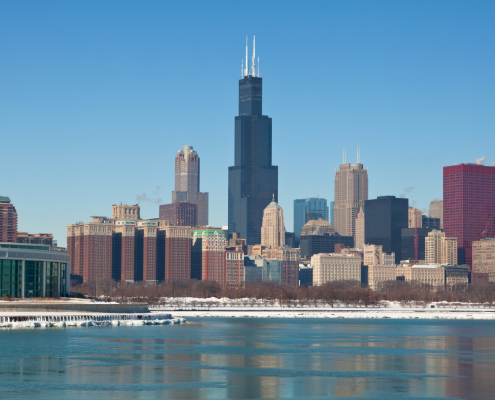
[0,196,11,203]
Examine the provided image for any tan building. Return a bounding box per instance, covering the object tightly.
[311,253,362,286]
[408,208,423,228]
[300,219,335,236]
[112,204,140,221]
[262,247,300,286]
[367,265,397,291]
[355,207,365,249]
[260,197,285,248]
[363,244,395,266]
[425,230,457,265]
[334,155,368,241]
[396,264,445,288]
[428,200,443,229]
[472,238,495,282]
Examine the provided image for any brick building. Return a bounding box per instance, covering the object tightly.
[191,227,227,286]
[17,232,54,246]
[226,250,244,288]
[159,202,197,227]
[0,197,17,243]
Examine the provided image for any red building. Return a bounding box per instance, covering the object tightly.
[226,250,244,288]
[159,202,197,227]
[0,197,17,243]
[443,164,495,267]
[191,227,227,286]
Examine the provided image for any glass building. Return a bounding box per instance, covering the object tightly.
[293,198,329,238]
[228,73,278,245]
[329,201,335,226]
[0,243,70,298]
[262,259,281,283]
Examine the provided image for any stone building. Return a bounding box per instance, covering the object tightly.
[261,197,285,248]
[363,244,395,266]
[355,207,365,249]
[425,230,457,265]
[300,219,335,236]
[472,237,495,282]
[311,253,362,286]
[367,265,397,291]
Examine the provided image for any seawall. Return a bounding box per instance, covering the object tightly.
[0,302,149,314]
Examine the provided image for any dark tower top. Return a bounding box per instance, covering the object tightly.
[239,76,262,116]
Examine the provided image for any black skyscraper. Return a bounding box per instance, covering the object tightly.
[228,38,278,245]
[364,196,408,263]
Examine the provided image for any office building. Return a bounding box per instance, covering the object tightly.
[299,265,313,287]
[228,37,278,245]
[334,155,368,240]
[396,264,445,288]
[355,207,365,249]
[367,265,397,291]
[293,198,329,238]
[191,227,227,286]
[444,265,469,288]
[226,250,244,288]
[261,197,285,248]
[422,216,441,230]
[408,208,422,228]
[311,253,362,286]
[171,145,209,226]
[159,202,197,227]
[329,201,335,226]
[262,259,282,283]
[263,247,300,287]
[301,219,335,236]
[363,244,395,266]
[443,163,495,266]
[364,196,408,264]
[300,234,354,258]
[401,228,431,261]
[425,230,458,266]
[472,237,495,282]
[429,200,443,229]
[17,233,54,246]
[0,197,17,243]
[0,242,69,298]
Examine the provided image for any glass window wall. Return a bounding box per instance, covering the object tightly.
[0,259,22,298]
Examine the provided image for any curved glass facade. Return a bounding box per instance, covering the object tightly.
[0,259,22,298]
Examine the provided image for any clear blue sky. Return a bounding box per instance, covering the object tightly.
[1,1,494,247]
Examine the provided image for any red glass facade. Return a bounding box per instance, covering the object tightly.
[443,164,495,267]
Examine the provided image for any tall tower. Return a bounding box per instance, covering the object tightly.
[0,196,18,243]
[334,150,368,241]
[228,36,278,244]
[261,196,285,248]
[172,145,209,226]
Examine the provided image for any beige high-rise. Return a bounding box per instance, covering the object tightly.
[334,157,368,241]
[425,230,457,265]
[472,238,495,282]
[408,208,422,228]
[260,197,285,248]
[363,244,395,266]
[355,207,365,249]
[428,200,443,229]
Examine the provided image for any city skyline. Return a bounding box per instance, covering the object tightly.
[1,1,495,247]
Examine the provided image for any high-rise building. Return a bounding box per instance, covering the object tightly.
[261,197,285,248]
[472,237,495,282]
[228,37,278,245]
[191,227,226,286]
[263,247,300,287]
[363,244,395,266]
[425,230,458,265]
[408,208,423,228]
[17,232,54,246]
[159,202,197,227]
[334,155,368,242]
[443,164,495,266]
[299,234,354,258]
[355,207,365,249]
[401,227,431,261]
[293,198,329,238]
[301,220,335,236]
[329,201,335,226]
[171,145,209,226]
[428,200,443,229]
[364,196,408,264]
[422,216,441,230]
[0,196,17,243]
[226,250,244,288]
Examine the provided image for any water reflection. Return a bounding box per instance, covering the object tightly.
[0,319,494,399]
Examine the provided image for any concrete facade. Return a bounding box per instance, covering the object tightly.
[428,200,443,229]
[363,244,395,266]
[367,265,397,291]
[311,253,362,286]
[425,230,458,265]
[261,198,285,248]
[472,238,495,282]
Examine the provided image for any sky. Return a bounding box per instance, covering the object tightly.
[1,0,494,247]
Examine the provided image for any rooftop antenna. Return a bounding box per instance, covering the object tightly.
[252,35,256,77]
[258,56,260,77]
[241,59,244,78]
[245,36,249,77]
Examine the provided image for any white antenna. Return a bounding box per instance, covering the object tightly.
[258,56,260,77]
[242,59,244,78]
[252,35,255,76]
[245,36,249,77]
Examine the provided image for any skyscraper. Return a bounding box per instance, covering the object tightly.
[425,230,458,265]
[364,196,408,264]
[428,200,443,229]
[329,201,335,226]
[334,152,368,241]
[443,163,495,266]
[228,36,278,245]
[293,198,329,238]
[172,145,209,226]
[0,196,17,243]
[261,197,285,248]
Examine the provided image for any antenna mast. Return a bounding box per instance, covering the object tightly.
[252,35,256,77]
[245,36,248,77]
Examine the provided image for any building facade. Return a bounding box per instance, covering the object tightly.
[422,216,441,230]
[329,201,335,226]
[364,196,408,264]
[301,220,335,236]
[363,244,395,266]
[228,40,278,245]
[401,227,431,262]
[171,145,209,226]
[299,234,354,258]
[429,200,443,229]
[262,259,282,283]
[367,265,397,291]
[0,197,17,243]
[0,243,69,298]
[191,227,227,286]
[293,198,329,238]
[311,253,362,286]
[262,247,300,287]
[408,208,423,228]
[425,230,458,265]
[443,164,495,266]
[334,160,368,240]
[355,207,365,249]
[226,250,244,288]
[159,202,197,227]
[17,233,54,246]
[396,264,445,288]
[472,237,495,282]
[260,198,285,248]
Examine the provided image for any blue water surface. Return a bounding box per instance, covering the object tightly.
[1,318,494,399]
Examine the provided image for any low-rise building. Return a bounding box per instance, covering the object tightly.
[311,253,361,286]
[367,265,397,291]
[363,244,395,266]
[396,264,445,288]
[299,264,313,286]
[444,265,469,288]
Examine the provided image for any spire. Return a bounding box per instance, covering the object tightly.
[252,35,256,76]
[272,193,275,202]
[245,36,248,77]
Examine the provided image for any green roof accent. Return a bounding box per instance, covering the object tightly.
[191,227,226,238]
[0,196,11,203]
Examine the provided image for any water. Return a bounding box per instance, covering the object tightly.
[1,318,495,399]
